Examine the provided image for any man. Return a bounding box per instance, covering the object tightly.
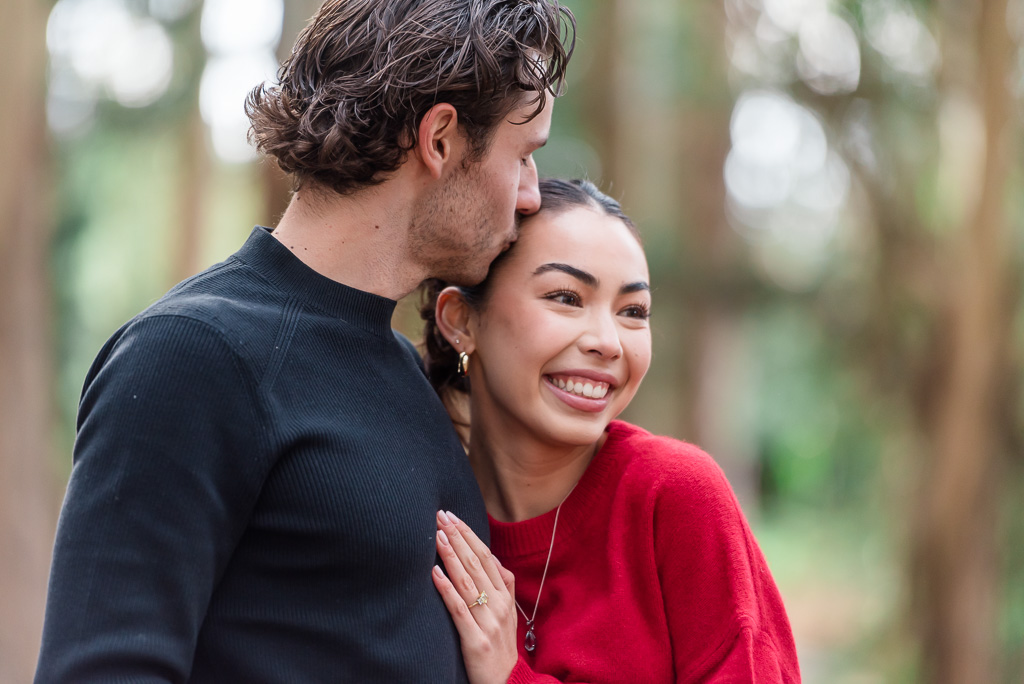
[35,1,574,681]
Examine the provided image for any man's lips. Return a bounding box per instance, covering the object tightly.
[502,229,519,250]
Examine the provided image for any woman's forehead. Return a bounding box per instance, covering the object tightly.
[513,207,649,277]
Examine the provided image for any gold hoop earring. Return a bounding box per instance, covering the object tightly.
[457,351,470,377]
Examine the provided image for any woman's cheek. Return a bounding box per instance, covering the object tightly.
[522,313,575,350]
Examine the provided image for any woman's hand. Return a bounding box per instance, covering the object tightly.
[432,510,519,684]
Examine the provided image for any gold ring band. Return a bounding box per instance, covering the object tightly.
[468,591,488,609]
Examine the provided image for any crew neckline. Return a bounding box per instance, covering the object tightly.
[233,226,397,336]
[487,421,633,559]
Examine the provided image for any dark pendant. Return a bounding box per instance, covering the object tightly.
[524,628,537,652]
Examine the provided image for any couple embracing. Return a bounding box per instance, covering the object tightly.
[35,1,800,682]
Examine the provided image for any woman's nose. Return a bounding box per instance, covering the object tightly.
[580,313,622,360]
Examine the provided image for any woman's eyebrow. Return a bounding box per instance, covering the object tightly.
[621,281,650,294]
[533,263,597,287]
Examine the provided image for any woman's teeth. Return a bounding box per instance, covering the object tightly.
[552,377,609,399]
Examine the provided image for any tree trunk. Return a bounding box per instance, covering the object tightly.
[671,0,760,506]
[172,6,209,284]
[912,0,1017,678]
[174,102,210,282]
[579,0,629,191]
[258,0,325,228]
[0,0,58,680]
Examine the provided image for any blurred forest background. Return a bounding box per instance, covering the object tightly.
[1,0,1022,681]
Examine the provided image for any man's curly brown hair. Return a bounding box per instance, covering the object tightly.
[245,0,575,196]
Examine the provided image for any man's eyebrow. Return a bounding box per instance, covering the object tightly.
[621,281,650,294]
[533,263,596,287]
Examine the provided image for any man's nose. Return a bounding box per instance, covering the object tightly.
[516,157,541,215]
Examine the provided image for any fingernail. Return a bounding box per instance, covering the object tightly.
[437,510,451,526]
[433,564,443,578]
[446,511,460,525]
[438,529,450,546]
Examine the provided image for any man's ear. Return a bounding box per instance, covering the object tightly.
[416,103,461,180]
[436,286,476,353]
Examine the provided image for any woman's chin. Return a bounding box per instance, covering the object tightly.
[534,414,612,450]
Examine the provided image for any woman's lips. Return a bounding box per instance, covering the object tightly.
[543,375,610,413]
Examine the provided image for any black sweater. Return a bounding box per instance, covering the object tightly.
[36,227,487,683]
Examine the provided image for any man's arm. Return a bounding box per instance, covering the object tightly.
[36,315,272,683]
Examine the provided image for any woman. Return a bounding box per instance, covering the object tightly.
[422,179,800,683]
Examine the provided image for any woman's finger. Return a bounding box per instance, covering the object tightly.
[494,557,515,595]
[440,510,506,596]
[431,564,486,638]
[432,563,518,684]
[436,511,497,601]
[436,526,491,609]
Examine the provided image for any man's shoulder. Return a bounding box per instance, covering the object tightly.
[148,257,263,317]
[133,257,292,342]
[90,258,288,380]
[392,329,427,374]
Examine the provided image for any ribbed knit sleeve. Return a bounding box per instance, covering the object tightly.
[37,315,272,683]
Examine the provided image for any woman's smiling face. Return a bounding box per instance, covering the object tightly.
[464,205,652,448]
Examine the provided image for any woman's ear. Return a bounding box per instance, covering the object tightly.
[435,286,476,353]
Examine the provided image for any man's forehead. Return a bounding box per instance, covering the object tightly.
[508,89,554,119]
[506,98,553,136]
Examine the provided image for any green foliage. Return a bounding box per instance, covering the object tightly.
[53,124,178,451]
[1000,467,1024,681]
[752,304,882,510]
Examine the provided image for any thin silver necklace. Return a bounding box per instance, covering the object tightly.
[514,481,578,654]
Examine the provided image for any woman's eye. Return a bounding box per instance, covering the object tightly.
[546,290,581,307]
[621,304,651,320]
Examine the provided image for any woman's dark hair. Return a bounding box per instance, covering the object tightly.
[419,178,639,398]
[246,0,575,196]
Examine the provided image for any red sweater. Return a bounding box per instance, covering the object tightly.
[492,421,800,683]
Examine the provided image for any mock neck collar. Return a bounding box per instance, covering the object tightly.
[233,226,397,336]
